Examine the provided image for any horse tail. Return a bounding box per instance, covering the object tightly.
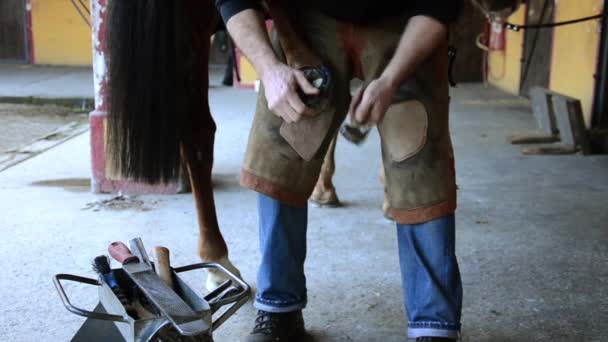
[105,0,216,184]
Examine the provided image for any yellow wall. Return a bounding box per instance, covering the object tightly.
[549,0,604,127]
[30,0,92,65]
[487,1,604,127]
[488,5,527,94]
[238,54,258,86]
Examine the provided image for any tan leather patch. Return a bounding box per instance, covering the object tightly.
[379,100,428,162]
[280,108,335,162]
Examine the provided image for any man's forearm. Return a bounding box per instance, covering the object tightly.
[381,16,448,88]
[350,16,448,124]
[226,9,280,78]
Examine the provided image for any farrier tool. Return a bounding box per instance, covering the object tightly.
[298,65,332,110]
[340,82,372,145]
[128,237,152,267]
[151,246,174,289]
[54,238,250,341]
[108,241,209,337]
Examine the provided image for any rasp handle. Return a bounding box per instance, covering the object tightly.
[152,246,174,289]
[108,241,139,265]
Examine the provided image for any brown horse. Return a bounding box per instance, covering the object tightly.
[105,0,328,289]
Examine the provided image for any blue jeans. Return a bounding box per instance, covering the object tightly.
[255,194,462,339]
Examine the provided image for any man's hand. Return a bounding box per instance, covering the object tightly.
[226,9,317,123]
[350,15,447,125]
[350,77,397,125]
[226,8,323,123]
[260,63,319,123]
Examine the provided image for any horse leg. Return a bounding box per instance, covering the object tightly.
[310,133,340,206]
[177,4,240,290]
[182,142,242,290]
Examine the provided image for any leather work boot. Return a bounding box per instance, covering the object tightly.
[245,310,306,342]
[416,337,456,342]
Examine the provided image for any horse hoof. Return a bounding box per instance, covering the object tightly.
[205,256,242,292]
[309,188,340,208]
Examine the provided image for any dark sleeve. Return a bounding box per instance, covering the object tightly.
[410,0,465,25]
[215,0,262,23]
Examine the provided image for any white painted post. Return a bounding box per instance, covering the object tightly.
[89,0,109,193]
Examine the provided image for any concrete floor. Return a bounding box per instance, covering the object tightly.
[0,83,607,341]
[0,64,93,99]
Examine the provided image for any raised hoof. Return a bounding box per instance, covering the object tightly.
[309,188,340,208]
[206,256,242,292]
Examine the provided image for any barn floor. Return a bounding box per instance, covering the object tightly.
[0,82,607,342]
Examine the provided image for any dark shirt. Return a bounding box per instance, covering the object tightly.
[215,0,463,25]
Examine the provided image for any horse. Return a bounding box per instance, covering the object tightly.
[105,0,331,290]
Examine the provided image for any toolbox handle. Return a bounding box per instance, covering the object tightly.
[53,274,130,323]
[174,262,251,330]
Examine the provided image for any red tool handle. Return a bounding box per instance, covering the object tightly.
[108,241,139,265]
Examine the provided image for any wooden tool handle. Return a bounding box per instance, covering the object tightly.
[108,241,139,265]
[152,246,173,288]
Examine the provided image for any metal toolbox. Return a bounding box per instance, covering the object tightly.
[54,262,249,342]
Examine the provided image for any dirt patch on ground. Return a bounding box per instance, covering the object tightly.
[0,103,87,153]
[82,195,159,212]
[30,178,91,193]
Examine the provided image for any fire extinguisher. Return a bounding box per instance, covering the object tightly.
[489,18,506,51]
[477,18,507,84]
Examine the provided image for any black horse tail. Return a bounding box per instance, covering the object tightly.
[105,0,217,184]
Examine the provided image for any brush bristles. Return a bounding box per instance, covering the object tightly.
[92,255,112,275]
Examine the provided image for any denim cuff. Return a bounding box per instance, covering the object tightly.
[408,322,460,340]
[254,298,306,313]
